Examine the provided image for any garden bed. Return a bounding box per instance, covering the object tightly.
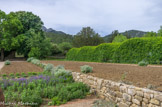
[42,60,162,92]
[0,61,43,75]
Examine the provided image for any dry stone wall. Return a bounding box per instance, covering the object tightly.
[72,72,162,107]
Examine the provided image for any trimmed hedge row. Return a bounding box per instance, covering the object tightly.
[114,37,162,64]
[66,43,120,62]
[66,37,162,64]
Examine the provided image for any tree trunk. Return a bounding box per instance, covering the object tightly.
[1,48,4,61]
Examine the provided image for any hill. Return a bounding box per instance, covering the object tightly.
[103,30,147,43]
[42,26,73,44]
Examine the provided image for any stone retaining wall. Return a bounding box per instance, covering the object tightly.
[72,72,162,107]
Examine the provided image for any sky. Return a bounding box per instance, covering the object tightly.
[0,0,162,36]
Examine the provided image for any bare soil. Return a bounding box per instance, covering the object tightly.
[42,60,162,92]
[46,95,98,107]
[0,61,43,74]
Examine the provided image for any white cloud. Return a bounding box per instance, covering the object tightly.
[0,0,162,36]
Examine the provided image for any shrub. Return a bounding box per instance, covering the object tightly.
[51,65,65,75]
[5,60,11,65]
[15,73,20,77]
[20,89,42,107]
[138,60,149,66]
[66,43,120,62]
[66,48,80,60]
[43,64,54,72]
[80,65,93,73]
[2,74,7,78]
[113,37,162,64]
[27,57,35,62]
[9,73,14,78]
[31,59,41,65]
[93,43,120,62]
[59,42,72,55]
[49,82,89,106]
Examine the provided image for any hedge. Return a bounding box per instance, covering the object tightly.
[93,43,120,62]
[66,43,120,62]
[113,37,162,64]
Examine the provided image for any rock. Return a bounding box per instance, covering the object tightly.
[150,99,160,105]
[136,91,143,97]
[120,86,127,93]
[143,98,149,104]
[116,91,122,98]
[128,88,136,96]
[154,95,162,102]
[123,93,131,101]
[144,93,151,99]
[119,102,129,107]
[142,102,148,107]
[132,99,141,105]
[135,95,143,102]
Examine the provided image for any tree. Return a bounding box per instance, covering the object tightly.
[144,31,157,37]
[112,34,127,43]
[73,27,104,47]
[15,11,49,58]
[0,10,24,61]
[27,29,52,58]
[59,42,72,55]
[157,26,162,36]
[110,30,119,42]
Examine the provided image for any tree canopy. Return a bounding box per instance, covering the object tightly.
[112,34,127,43]
[73,27,104,47]
[0,10,25,60]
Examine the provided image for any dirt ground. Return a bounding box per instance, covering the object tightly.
[41,95,98,107]
[42,60,162,92]
[0,61,43,74]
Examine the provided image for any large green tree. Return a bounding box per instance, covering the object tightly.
[73,27,104,47]
[0,10,24,61]
[15,11,51,58]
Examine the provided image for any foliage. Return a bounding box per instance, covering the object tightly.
[66,48,80,60]
[73,27,104,47]
[43,64,54,72]
[15,11,51,58]
[27,57,35,62]
[20,89,43,107]
[1,73,88,106]
[103,30,147,43]
[49,82,89,106]
[31,59,41,65]
[59,42,72,55]
[26,30,52,58]
[66,43,120,62]
[157,26,162,36]
[0,10,24,61]
[5,60,11,65]
[113,37,162,64]
[44,32,73,44]
[93,43,120,62]
[138,60,148,66]
[80,65,93,73]
[144,31,157,37]
[51,44,61,55]
[112,34,127,43]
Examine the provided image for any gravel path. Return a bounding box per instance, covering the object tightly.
[0,62,4,71]
[51,98,98,107]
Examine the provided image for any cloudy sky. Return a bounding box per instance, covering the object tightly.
[0,0,162,36]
